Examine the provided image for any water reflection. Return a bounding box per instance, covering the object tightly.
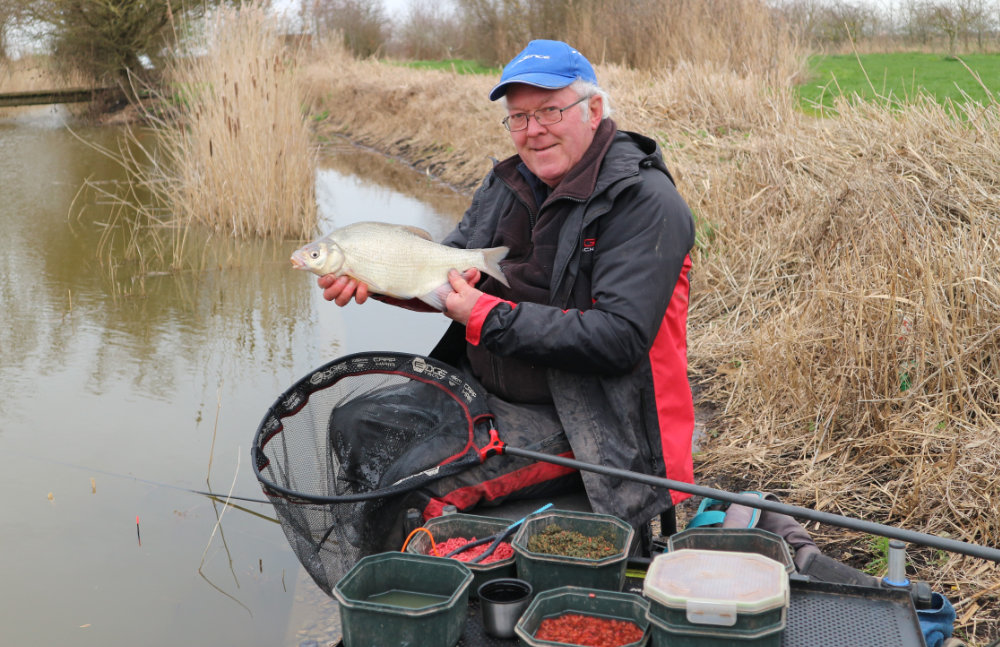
[316,139,468,236]
[0,111,466,647]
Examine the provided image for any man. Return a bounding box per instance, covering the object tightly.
[319,40,695,538]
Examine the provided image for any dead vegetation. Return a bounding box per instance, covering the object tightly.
[299,27,1000,647]
[87,3,317,292]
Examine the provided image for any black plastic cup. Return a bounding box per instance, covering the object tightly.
[477,578,533,639]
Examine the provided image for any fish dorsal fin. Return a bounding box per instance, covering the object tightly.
[399,225,433,240]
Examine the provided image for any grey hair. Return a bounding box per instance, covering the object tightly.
[569,79,612,120]
[499,79,613,121]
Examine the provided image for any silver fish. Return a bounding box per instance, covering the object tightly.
[290,221,509,310]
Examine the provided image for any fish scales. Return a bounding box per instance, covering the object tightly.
[290,221,509,310]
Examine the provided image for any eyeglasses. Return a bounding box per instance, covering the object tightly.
[502,95,591,132]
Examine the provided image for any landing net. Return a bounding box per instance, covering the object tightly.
[251,352,494,595]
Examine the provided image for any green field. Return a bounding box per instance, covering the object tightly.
[400,52,999,115]
[400,58,500,75]
[797,52,1000,112]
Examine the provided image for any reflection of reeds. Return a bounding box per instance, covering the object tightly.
[91,3,315,291]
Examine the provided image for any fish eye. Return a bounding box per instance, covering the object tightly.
[309,250,320,259]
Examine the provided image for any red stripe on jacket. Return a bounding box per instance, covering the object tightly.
[649,253,694,505]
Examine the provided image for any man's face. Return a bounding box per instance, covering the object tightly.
[504,84,602,188]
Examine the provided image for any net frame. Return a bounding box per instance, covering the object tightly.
[251,352,496,594]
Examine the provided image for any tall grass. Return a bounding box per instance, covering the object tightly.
[157,4,316,240]
[447,0,804,83]
[567,0,803,83]
[107,1,315,267]
[0,54,91,91]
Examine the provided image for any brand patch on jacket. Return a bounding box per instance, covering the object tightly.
[582,238,596,253]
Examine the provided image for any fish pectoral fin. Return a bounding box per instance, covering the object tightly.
[416,283,452,312]
[399,225,433,241]
[346,269,384,292]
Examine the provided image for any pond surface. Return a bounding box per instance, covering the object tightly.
[0,105,469,646]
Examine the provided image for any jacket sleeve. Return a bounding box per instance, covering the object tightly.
[474,172,694,375]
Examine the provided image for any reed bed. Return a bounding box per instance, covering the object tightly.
[161,4,316,240]
[85,3,316,296]
[118,2,315,250]
[302,36,1000,644]
[688,92,1000,640]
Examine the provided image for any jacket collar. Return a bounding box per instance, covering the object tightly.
[547,117,618,202]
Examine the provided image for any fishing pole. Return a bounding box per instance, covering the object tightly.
[484,435,1000,563]
[11,450,273,506]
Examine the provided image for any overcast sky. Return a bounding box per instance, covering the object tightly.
[382,0,416,17]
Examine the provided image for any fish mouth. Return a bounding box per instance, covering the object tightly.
[290,255,308,270]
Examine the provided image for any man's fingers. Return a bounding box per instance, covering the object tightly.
[320,275,346,301]
[355,282,369,304]
[335,278,358,306]
[461,268,481,286]
[449,269,469,291]
[317,274,374,307]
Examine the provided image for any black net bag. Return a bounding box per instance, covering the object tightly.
[251,352,496,595]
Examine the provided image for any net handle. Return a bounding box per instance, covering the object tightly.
[477,425,506,462]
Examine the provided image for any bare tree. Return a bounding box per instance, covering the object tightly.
[452,0,537,67]
[14,0,235,88]
[310,0,390,58]
[390,0,464,60]
[924,1,962,54]
[954,0,993,51]
[0,0,26,61]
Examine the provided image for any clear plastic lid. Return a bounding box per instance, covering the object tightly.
[643,549,789,626]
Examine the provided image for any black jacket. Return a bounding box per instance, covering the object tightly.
[433,125,695,526]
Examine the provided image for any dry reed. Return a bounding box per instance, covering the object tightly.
[0,54,94,119]
[158,4,316,240]
[113,2,316,253]
[301,13,1000,643]
[83,3,317,295]
[0,54,88,91]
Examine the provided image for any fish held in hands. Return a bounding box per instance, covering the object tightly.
[290,221,509,310]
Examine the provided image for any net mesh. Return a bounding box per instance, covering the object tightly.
[252,352,494,595]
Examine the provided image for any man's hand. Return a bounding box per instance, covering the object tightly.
[444,269,484,324]
[318,268,482,314]
[317,275,369,306]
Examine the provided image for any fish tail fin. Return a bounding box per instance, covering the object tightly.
[417,284,450,312]
[480,246,510,287]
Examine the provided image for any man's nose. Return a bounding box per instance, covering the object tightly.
[524,114,548,135]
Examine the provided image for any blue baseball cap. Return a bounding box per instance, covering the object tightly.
[489,40,598,101]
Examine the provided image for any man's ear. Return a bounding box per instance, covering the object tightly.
[588,95,603,128]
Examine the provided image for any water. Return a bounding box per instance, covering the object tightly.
[364,590,450,609]
[0,106,468,646]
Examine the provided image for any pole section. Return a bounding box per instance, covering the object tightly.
[503,445,1000,563]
